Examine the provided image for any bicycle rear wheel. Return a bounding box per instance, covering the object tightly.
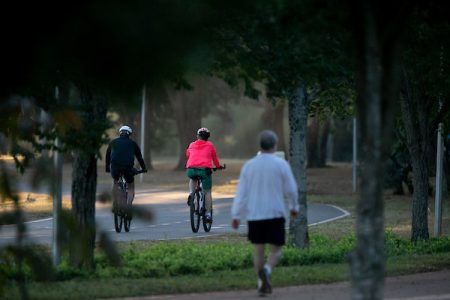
[203,208,213,232]
[114,183,127,233]
[124,203,132,232]
[190,192,201,233]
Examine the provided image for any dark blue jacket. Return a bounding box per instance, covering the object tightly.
[105,136,146,171]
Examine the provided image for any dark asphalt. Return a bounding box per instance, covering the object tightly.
[0,190,349,246]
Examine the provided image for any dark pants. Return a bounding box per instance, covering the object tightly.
[111,165,135,183]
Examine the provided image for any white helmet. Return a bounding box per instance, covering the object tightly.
[197,127,210,135]
[119,125,133,135]
[197,127,210,139]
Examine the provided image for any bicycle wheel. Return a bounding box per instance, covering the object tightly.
[114,182,127,233]
[203,207,213,232]
[124,216,131,232]
[114,213,123,232]
[190,192,201,233]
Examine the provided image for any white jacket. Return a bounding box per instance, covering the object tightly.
[231,153,299,221]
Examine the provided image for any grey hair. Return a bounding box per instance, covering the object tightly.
[259,130,278,150]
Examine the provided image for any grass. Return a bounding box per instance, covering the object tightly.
[3,233,450,299]
[3,161,450,299]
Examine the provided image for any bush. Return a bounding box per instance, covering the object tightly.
[46,233,450,281]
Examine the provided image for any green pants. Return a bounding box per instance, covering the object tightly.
[186,168,212,190]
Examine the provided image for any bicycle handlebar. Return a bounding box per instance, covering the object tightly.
[212,164,226,171]
[133,169,147,175]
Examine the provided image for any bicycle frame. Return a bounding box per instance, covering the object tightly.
[188,165,225,233]
[113,168,146,233]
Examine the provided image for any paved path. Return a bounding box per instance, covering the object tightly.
[110,269,450,300]
[0,189,349,246]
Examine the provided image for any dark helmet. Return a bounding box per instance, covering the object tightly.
[197,127,210,139]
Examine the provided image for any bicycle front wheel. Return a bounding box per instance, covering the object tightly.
[124,216,131,232]
[114,213,123,233]
[190,192,201,233]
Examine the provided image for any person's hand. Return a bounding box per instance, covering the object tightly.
[231,219,240,229]
[290,209,299,218]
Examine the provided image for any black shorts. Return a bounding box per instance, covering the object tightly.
[111,166,135,183]
[247,218,286,246]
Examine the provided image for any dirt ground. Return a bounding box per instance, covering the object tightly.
[110,269,450,300]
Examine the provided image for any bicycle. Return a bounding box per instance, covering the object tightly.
[188,165,225,233]
[113,168,146,233]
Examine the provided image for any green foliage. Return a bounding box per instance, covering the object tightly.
[93,242,254,279]
[212,0,355,118]
[9,233,441,282]
[3,233,450,299]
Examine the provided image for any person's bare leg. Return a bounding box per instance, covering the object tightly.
[189,179,195,194]
[205,190,212,213]
[112,179,119,212]
[254,244,271,294]
[253,244,265,272]
[266,244,282,273]
[127,182,135,205]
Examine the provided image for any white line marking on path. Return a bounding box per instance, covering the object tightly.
[1,217,53,228]
[308,205,351,227]
[26,217,53,224]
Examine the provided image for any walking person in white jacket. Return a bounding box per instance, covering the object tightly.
[231,130,299,296]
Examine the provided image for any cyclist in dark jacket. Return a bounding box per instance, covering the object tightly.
[106,125,147,210]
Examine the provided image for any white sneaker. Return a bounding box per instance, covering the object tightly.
[205,212,212,223]
[257,267,272,295]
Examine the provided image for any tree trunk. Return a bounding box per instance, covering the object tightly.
[143,97,154,170]
[70,150,97,269]
[166,86,202,170]
[444,139,450,195]
[400,68,430,242]
[262,100,287,153]
[307,117,330,168]
[287,81,309,249]
[350,1,403,299]
[319,120,330,166]
[70,87,107,270]
[215,102,236,157]
[307,117,319,167]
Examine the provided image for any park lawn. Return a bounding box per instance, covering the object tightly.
[308,194,450,239]
[3,251,450,300]
[3,162,450,299]
[3,231,450,299]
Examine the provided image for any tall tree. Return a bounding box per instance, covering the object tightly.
[348,0,408,298]
[166,80,203,170]
[1,1,237,270]
[67,86,109,269]
[213,0,352,248]
[399,4,450,242]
